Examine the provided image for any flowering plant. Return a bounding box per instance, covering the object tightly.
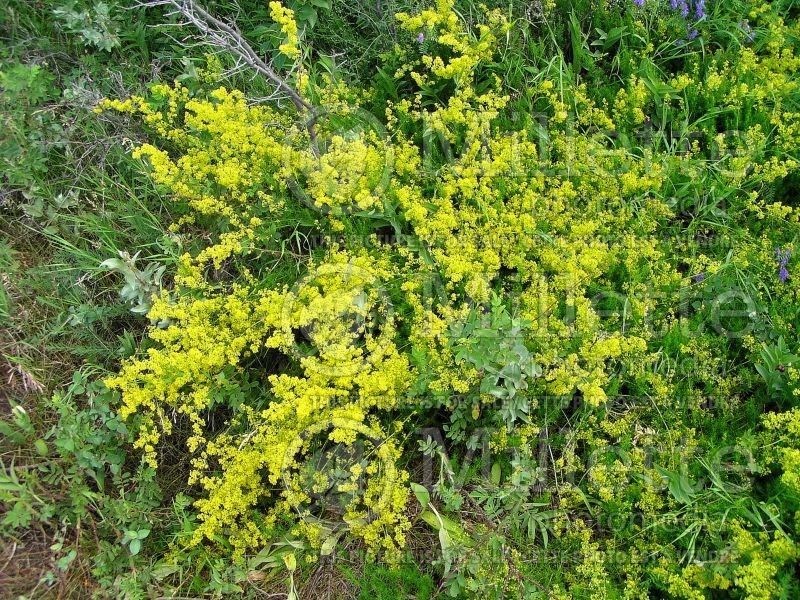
[99,0,800,596]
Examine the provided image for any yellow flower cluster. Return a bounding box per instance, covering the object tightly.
[269,1,301,59]
[395,0,509,85]
[100,84,297,289]
[107,249,412,557]
[762,407,800,495]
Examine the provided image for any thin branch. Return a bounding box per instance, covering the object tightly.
[138,0,311,110]
[135,0,322,157]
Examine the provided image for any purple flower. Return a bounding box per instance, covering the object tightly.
[694,272,705,283]
[776,248,791,282]
[417,32,425,44]
[670,0,679,9]
[687,28,699,40]
[695,0,705,19]
[680,0,689,18]
[633,0,645,6]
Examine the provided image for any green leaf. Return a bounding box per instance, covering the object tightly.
[34,439,49,456]
[320,532,340,556]
[129,538,141,555]
[490,462,502,486]
[56,549,77,571]
[438,526,452,552]
[411,482,430,508]
[152,563,179,580]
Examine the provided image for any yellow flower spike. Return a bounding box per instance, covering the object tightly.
[269,2,301,60]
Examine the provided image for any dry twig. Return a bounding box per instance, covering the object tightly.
[134,0,319,144]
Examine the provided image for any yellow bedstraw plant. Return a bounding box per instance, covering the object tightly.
[101,1,800,592]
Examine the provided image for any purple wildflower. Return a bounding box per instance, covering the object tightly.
[670,0,679,9]
[695,0,705,19]
[417,32,425,44]
[694,272,705,283]
[776,248,791,282]
[680,0,689,18]
[633,0,645,7]
[687,28,699,40]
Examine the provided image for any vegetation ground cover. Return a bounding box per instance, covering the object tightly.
[2,0,800,598]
